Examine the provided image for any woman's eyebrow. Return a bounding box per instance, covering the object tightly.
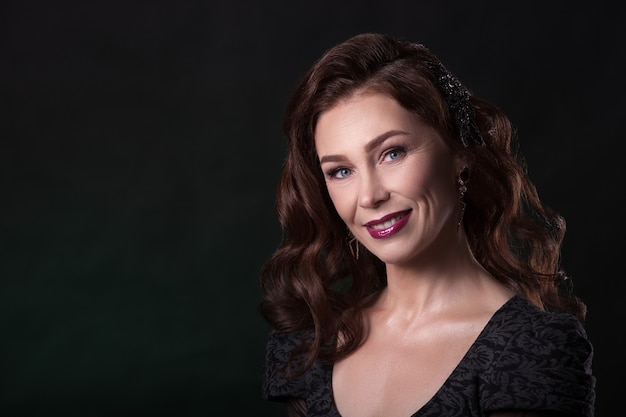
[319,130,410,164]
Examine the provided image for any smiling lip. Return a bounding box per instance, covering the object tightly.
[365,210,412,239]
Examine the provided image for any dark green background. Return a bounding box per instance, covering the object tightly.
[1,1,622,416]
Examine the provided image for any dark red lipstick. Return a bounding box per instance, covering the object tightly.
[365,210,412,239]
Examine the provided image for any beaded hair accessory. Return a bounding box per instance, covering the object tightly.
[425,61,485,147]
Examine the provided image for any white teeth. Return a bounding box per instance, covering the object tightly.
[370,214,403,230]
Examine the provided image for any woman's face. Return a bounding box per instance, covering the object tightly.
[314,92,463,266]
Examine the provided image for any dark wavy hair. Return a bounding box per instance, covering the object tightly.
[259,33,587,375]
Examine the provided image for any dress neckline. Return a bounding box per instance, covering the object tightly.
[324,294,523,417]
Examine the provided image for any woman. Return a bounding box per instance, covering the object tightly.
[259,33,595,417]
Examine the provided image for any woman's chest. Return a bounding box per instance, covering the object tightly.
[330,322,483,417]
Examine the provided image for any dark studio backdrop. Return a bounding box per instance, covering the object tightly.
[1,0,623,416]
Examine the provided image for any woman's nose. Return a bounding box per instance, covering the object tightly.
[358,171,390,208]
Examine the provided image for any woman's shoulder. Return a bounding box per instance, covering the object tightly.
[485,294,593,361]
[477,295,595,416]
[492,295,590,341]
[265,329,311,362]
[262,329,315,401]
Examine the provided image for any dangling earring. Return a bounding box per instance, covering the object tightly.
[346,231,359,260]
[457,167,469,231]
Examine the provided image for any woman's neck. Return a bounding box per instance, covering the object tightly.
[376,235,507,320]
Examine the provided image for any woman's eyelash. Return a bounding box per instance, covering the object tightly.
[383,146,407,159]
[327,167,351,178]
[324,146,407,178]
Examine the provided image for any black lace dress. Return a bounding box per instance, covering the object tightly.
[262,295,595,417]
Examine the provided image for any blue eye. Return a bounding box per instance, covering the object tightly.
[384,147,405,161]
[331,167,351,179]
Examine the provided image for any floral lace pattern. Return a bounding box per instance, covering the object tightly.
[262,295,595,417]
